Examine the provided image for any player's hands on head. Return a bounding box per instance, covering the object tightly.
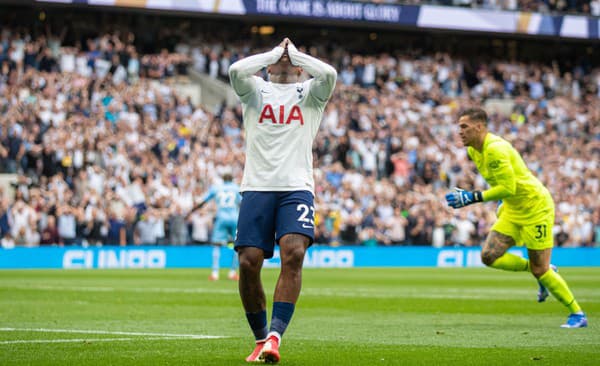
[278,38,295,49]
[278,38,289,49]
[277,38,293,64]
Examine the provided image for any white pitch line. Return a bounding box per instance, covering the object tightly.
[0,328,226,339]
[3,284,238,295]
[0,337,176,345]
[2,284,520,298]
[3,284,599,302]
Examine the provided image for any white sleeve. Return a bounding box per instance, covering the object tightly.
[287,44,337,103]
[228,47,284,101]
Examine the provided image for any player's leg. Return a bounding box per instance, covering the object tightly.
[272,233,310,330]
[210,219,226,281]
[210,245,221,280]
[270,191,314,338]
[481,230,528,270]
[483,218,529,271]
[260,233,309,364]
[238,246,269,361]
[228,222,239,280]
[261,191,314,363]
[229,251,240,280]
[524,214,587,328]
[238,246,267,323]
[234,192,277,361]
[524,197,566,304]
[527,246,553,301]
[529,248,587,327]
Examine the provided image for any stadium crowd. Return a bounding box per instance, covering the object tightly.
[0,24,599,250]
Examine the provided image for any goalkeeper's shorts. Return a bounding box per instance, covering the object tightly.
[491,208,554,250]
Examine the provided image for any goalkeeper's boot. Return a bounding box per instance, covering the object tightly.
[245,340,266,362]
[537,264,557,302]
[561,313,588,328]
[259,333,281,364]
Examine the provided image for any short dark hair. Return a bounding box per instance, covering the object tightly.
[223,173,233,182]
[459,108,488,125]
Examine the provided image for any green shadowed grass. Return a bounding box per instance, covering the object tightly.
[0,267,598,365]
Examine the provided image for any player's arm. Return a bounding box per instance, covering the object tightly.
[187,190,214,218]
[481,144,516,201]
[445,144,514,208]
[228,47,284,99]
[187,200,207,219]
[286,41,337,102]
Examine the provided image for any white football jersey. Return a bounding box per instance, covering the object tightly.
[229,45,337,194]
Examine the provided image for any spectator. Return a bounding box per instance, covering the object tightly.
[106,209,126,246]
[593,210,600,247]
[1,232,15,249]
[407,215,429,245]
[188,207,212,245]
[40,215,60,245]
[452,211,476,246]
[135,209,160,245]
[57,204,78,245]
[0,22,597,250]
[83,208,107,246]
[168,204,188,245]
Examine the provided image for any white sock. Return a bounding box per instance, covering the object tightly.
[267,331,281,344]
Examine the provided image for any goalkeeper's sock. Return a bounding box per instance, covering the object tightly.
[538,269,583,314]
[490,253,530,272]
[246,310,268,341]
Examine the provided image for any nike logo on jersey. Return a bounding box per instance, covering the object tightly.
[301,223,313,229]
[260,89,270,94]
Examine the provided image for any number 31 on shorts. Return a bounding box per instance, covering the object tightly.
[535,224,547,240]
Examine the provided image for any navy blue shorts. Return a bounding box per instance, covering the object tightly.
[235,191,315,259]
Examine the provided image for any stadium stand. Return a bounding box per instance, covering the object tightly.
[358,0,600,15]
[0,4,598,250]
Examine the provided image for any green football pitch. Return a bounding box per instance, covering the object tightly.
[1,268,598,365]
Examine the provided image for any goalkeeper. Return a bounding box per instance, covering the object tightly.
[445,108,587,328]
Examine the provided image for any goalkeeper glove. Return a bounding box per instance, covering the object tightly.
[445,188,483,209]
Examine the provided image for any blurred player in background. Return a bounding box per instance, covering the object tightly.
[445,108,587,328]
[229,37,336,362]
[189,173,241,281]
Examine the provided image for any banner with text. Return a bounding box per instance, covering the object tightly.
[244,0,420,25]
[1,246,599,269]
